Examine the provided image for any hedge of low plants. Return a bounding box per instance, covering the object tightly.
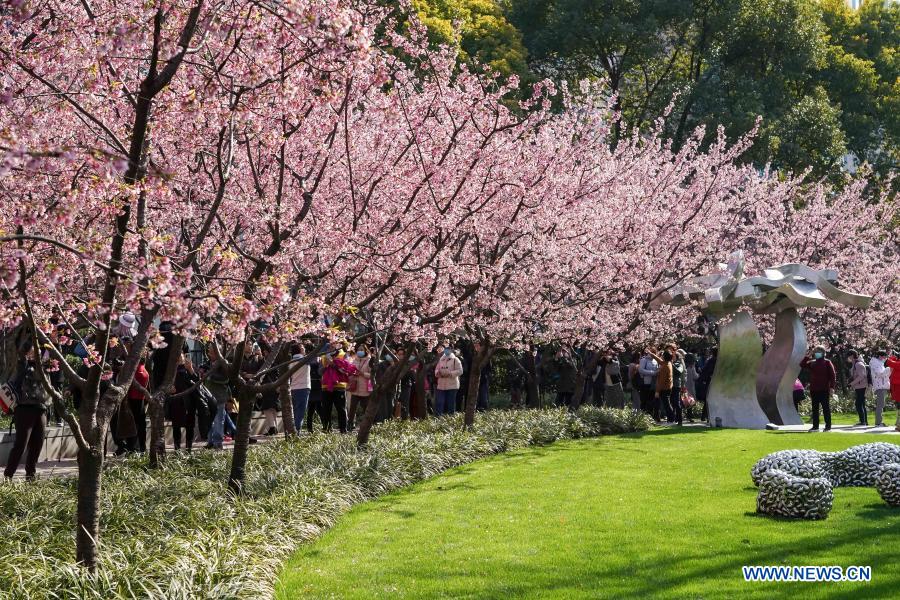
[0,407,651,599]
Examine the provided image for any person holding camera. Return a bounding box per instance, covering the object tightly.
[800,346,836,432]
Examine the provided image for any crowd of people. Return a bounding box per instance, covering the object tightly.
[540,342,900,434]
[0,324,483,477]
[794,347,900,432]
[2,315,900,480]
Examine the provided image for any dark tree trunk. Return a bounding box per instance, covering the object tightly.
[279,381,295,437]
[355,385,387,446]
[412,365,428,419]
[571,351,600,410]
[357,357,407,446]
[147,393,166,467]
[523,351,540,408]
[148,334,184,468]
[75,446,103,569]
[279,346,296,437]
[75,385,121,570]
[464,345,491,427]
[228,388,254,495]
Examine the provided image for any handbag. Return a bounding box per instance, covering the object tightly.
[0,381,20,414]
[681,390,696,408]
[196,384,217,410]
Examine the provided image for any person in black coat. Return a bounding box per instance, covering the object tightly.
[306,360,325,432]
[697,349,717,422]
[4,348,51,480]
[170,346,201,451]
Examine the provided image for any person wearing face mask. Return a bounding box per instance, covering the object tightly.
[800,346,837,432]
[434,343,463,416]
[847,350,869,427]
[320,346,357,433]
[598,350,625,409]
[638,347,660,417]
[347,344,372,430]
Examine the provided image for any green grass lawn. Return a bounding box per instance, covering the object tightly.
[277,428,900,599]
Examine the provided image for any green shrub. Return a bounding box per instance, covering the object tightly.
[0,408,649,599]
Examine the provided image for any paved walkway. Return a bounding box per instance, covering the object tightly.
[7,435,280,481]
[657,421,900,434]
[766,423,900,434]
[12,421,900,481]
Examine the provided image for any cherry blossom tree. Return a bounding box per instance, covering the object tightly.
[1,0,896,576]
[0,0,373,568]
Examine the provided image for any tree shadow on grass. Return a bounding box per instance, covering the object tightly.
[624,426,716,438]
[370,517,900,600]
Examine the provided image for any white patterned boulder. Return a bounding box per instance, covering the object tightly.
[756,469,833,520]
[876,463,900,507]
[823,443,900,487]
[751,449,827,486]
[752,443,900,488]
[752,442,900,518]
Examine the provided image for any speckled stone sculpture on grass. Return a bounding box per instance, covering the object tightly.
[752,442,900,519]
[876,463,900,507]
[755,469,833,519]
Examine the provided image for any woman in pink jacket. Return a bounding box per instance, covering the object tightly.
[320,347,357,434]
[347,344,372,430]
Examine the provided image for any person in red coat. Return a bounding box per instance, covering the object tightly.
[800,345,836,432]
[125,353,151,453]
[885,351,900,432]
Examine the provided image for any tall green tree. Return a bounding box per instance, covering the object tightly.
[508,0,898,179]
[413,0,531,79]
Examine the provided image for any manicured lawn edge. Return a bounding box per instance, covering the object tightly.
[276,428,900,600]
[0,407,651,599]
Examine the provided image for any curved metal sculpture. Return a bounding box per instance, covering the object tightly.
[652,250,872,429]
[706,310,770,429]
[756,308,806,425]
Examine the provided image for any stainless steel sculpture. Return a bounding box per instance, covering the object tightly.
[651,251,872,429]
[706,310,771,429]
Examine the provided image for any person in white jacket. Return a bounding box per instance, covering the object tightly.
[870,350,891,427]
[289,343,312,432]
[434,344,464,416]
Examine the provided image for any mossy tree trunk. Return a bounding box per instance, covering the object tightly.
[464,343,493,427]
